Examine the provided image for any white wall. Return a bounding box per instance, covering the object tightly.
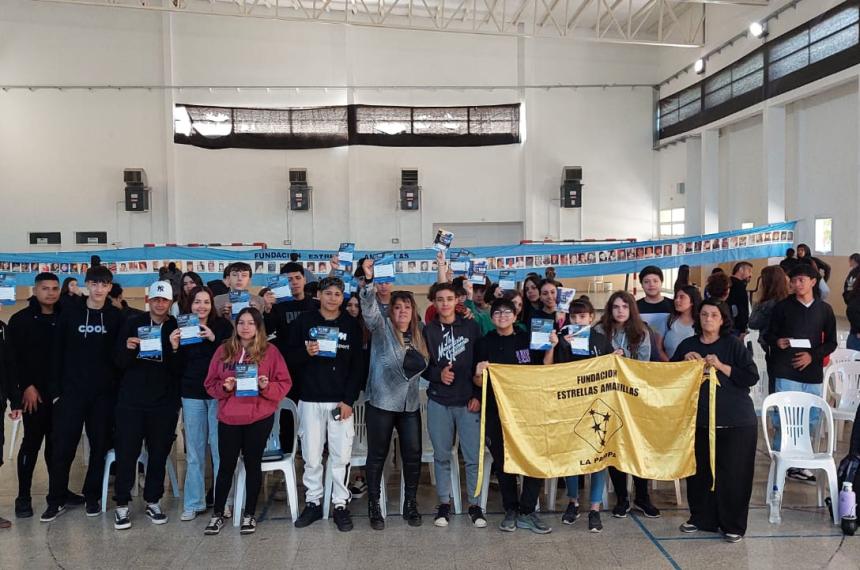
[0,0,662,253]
[718,115,764,231]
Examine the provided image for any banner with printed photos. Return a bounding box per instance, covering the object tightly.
[0,222,796,287]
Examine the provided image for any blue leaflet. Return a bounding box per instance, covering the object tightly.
[530,318,554,351]
[334,269,356,300]
[338,242,356,267]
[374,256,396,284]
[0,274,15,306]
[235,363,259,397]
[556,287,576,313]
[310,326,340,358]
[498,270,517,293]
[563,324,592,356]
[469,258,488,285]
[229,290,251,320]
[267,275,294,303]
[137,325,163,360]
[433,229,454,252]
[177,313,202,345]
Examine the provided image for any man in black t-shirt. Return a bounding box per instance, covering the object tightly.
[636,266,673,361]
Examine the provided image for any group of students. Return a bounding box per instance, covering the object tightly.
[0,249,842,543]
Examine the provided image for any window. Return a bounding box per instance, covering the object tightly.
[741,222,755,230]
[662,267,679,294]
[659,208,685,237]
[815,217,833,254]
[704,52,764,109]
[75,232,108,245]
[28,232,61,246]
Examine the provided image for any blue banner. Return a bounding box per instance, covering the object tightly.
[0,222,796,287]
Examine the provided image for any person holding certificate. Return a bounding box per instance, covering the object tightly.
[201,307,290,535]
[170,286,234,522]
[213,263,265,321]
[112,281,181,531]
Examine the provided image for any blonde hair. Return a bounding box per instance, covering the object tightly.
[221,308,269,365]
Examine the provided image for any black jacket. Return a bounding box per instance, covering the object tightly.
[8,297,59,398]
[422,314,481,407]
[206,280,229,298]
[728,277,750,333]
[844,267,860,304]
[474,328,541,412]
[174,316,233,400]
[551,327,614,364]
[0,321,17,410]
[50,298,124,401]
[763,296,837,384]
[273,296,319,354]
[115,313,181,408]
[286,309,363,406]
[672,335,759,427]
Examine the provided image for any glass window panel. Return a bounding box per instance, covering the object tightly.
[186,106,232,137]
[291,107,348,135]
[704,69,731,94]
[678,99,701,121]
[769,49,809,80]
[741,222,754,229]
[660,96,679,115]
[733,71,764,96]
[810,25,859,64]
[355,106,411,135]
[469,106,519,136]
[672,223,685,236]
[672,208,685,222]
[660,111,679,128]
[810,6,859,43]
[770,31,809,62]
[705,85,732,108]
[732,52,764,80]
[815,218,833,254]
[660,209,672,223]
[414,107,468,135]
[660,224,672,236]
[173,106,192,136]
[679,86,700,107]
[233,108,292,134]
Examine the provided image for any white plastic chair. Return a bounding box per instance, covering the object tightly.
[100,446,180,512]
[762,392,839,524]
[745,331,769,415]
[233,399,300,526]
[824,361,860,440]
[827,348,860,367]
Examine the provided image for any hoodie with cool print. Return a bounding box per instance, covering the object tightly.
[49,297,124,401]
[422,314,481,407]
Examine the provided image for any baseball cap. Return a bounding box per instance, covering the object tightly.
[148,280,173,301]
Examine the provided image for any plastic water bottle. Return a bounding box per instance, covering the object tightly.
[768,485,782,524]
[840,482,857,536]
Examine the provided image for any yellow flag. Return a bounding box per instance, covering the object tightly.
[475,354,714,494]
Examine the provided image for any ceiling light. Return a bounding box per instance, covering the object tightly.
[749,21,766,38]
[693,59,705,74]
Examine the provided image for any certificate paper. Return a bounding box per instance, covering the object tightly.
[530,318,554,351]
[235,363,259,397]
[177,314,202,345]
[137,325,163,360]
[310,326,340,358]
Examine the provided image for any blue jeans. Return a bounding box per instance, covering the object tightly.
[182,397,220,512]
[564,470,607,506]
[427,398,481,505]
[847,334,860,351]
[772,378,821,451]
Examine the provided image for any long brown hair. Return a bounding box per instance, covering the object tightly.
[186,286,215,323]
[221,307,268,365]
[178,271,204,313]
[599,290,646,350]
[389,291,429,358]
[757,265,789,304]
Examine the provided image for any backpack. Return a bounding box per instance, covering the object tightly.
[837,453,860,511]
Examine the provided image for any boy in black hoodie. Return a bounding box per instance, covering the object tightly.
[112,280,181,530]
[287,276,362,532]
[764,263,837,481]
[42,265,123,522]
[8,272,81,519]
[0,302,20,528]
[422,282,483,528]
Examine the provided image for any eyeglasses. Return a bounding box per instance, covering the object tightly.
[492,309,514,317]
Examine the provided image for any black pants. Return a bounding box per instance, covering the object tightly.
[48,393,113,507]
[114,404,179,506]
[214,415,275,517]
[608,467,650,504]
[686,425,757,536]
[365,404,422,505]
[18,401,54,499]
[485,406,541,514]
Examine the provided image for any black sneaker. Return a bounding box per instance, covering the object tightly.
[679,521,698,533]
[145,503,168,525]
[114,507,131,530]
[65,491,86,506]
[468,505,487,528]
[611,499,630,518]
[369,500,385,530]
[204,514,224,535]
[403,499,422,527]
[633,497,661,518]
[294,502,323,528]
[588,510,603,533]
[562,502,580,525]
[15,497,33,519]
[40,505,66,523]
[349,476,368,499]
[724,532,743,543]
[332,505,353,532]
[240,514,257,534]
[434,503,451,527]
[85,500,101,517]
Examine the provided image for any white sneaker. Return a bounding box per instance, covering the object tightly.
[223,506,232,519]
[180,510,198,522]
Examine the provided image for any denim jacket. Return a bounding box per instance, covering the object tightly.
[360,285,427,413]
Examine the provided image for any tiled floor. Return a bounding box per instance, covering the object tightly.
[0,419,857,570]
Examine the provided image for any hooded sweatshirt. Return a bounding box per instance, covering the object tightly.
[115,312,181,408]
[8,297,59,396]
[50,297,124,401]
[204,344,291,425]
[422,314,480,407]
[0,321,17,410]
[174,315,234,400]
[286,309,363,406]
